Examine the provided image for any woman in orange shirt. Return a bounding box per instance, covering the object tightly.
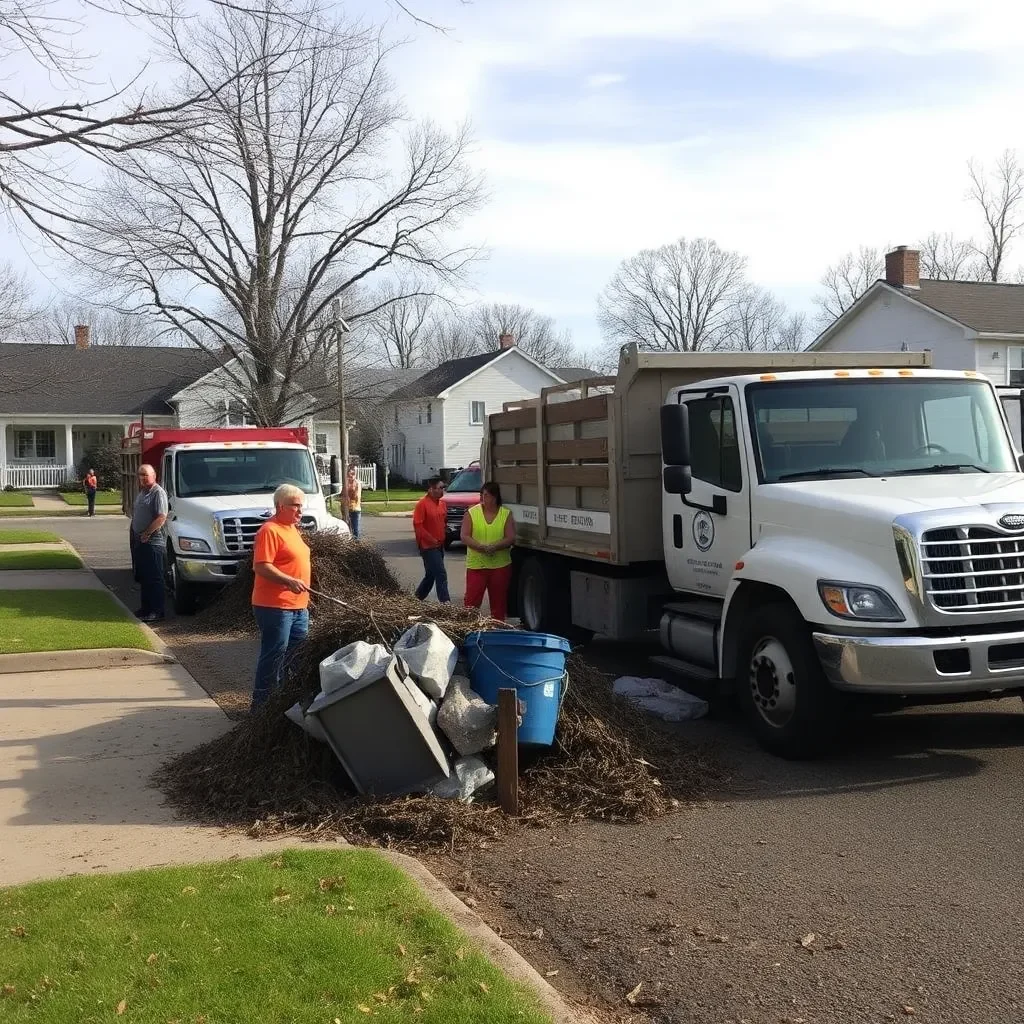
[250,483,311,711]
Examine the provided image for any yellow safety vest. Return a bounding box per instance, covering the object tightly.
[465,505,512,570]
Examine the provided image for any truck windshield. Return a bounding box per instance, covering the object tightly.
[175,449,319,497]
[747,378,1018,483]
[446,466,482,492]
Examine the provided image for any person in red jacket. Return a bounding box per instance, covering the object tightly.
[413,476,449,603]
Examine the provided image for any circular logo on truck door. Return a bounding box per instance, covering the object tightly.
[692,511,715,551]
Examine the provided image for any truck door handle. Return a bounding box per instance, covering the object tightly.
[682,493,728,516]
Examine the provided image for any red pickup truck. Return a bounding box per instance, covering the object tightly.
[443,462,481,548]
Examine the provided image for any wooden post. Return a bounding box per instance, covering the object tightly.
[496,688,519,815]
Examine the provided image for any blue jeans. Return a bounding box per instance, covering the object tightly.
[415,546,449,603]
[252,606,309,710]
[135,541,166,617]
[349,510,361,539]
[86,488,96,515]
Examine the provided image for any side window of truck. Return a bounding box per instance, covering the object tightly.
[922,395,988,460]
[686,396,743,492]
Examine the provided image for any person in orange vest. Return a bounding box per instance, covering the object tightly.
[83,468,98,517]
[413,476,449,603]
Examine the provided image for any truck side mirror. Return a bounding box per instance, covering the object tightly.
[663,464,692,495]
[329,454,341,496]
[660,403,692,496]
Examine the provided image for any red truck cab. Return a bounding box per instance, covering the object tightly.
[443,461,482,548]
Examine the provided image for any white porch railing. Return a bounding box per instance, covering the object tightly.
[317,463,377,490]
[1,463,74,489]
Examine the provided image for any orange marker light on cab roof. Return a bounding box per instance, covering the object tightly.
[897,369,914,376]
[760,374,777,381]
[834,370,850,377]
[867,368,884,376]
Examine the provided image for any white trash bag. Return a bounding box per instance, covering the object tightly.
[394,623,457,700]
[426,756,495,802]
[436,675,498,756]
[612,676,709,722]
[319,641,391,695]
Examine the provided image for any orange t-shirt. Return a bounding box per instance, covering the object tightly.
[251,520,311,610]
[413,495,447,550]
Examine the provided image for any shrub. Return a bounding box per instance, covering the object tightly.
[3,484,18,493]
[78,443,122,490]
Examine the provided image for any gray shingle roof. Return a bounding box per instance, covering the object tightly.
[386,351,504,401]
[552,366,599,382]
[911,280,1024,333]
[0,343,218,416]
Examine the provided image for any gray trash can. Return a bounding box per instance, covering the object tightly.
[307,656,450,795]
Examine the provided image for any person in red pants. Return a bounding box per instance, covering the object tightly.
[460,481,516,621]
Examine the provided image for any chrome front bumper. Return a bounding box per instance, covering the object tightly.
[813,628,1024,694]
[176,557,239,584]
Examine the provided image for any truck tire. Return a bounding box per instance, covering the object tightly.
[517,555,592,643]
[736,602,840,759]
[167,550,199,616]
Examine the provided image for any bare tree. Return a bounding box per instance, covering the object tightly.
[69,0,483,426]
[597,237,747,353]
[917,231,981,281]
[729,285,784,351]
[367,289,436,369]
[424,311,478,364]
[772,311,809,352]
[469,302,578,365]
[967,149,1024,282]
[813,246,883,326]
[0,260,37,336]
[28,297,165,346]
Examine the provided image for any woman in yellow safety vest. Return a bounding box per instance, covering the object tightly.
[460,480,516,621]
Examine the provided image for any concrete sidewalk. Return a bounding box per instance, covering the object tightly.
[0,660,296,887]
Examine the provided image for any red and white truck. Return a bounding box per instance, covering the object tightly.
[121,425,346,613]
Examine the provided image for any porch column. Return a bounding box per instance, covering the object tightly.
[64,423,74,473]
[0,419,6,488]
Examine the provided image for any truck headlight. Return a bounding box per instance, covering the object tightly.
[178,537,211,553]
[817,581,904,622]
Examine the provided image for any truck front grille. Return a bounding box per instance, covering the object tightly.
[921,526,1024,611]
[446,506,466,532]
[220,514,317,553]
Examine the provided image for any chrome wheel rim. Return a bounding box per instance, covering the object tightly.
[749,636,798,728]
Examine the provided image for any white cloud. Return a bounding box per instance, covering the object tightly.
[584,72,625,89]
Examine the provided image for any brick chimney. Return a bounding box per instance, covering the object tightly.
[73,324,90,349]
[885,246,920,290]
[498,333,516,350]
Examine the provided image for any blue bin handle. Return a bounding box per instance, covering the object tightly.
[466,645,569,710]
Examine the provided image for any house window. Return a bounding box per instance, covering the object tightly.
[224,399,247,426]
[1009,347,1024,386]
[14,429,56,460]
[470,401,485,425]
[314,432,328,455]
[418,406,422,425]
[421,446,426,464]
[426,402,432,424]
[394,406,398,425]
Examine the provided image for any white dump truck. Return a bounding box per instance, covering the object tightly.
[484,345,1024,757]
[121,425,346,614]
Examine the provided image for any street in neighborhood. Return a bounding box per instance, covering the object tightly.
[25,513,1024,1024]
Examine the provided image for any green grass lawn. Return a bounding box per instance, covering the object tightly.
[0,492,33,507]
[0,508,123,518]
[0,529,62,544]
[0,550,82,570]
[362,488,425,503]
[0,850,550,1024]
[59,490,122,506]
[0,590,151,654]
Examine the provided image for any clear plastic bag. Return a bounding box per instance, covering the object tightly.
[394,623,457,700]
[319,641,392,695]
[425,756,495,802]
[612,676,709,722]
[436,675,498,756]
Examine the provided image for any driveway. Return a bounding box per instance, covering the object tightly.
[38,514,1024,1023]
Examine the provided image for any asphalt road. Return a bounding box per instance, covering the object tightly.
[36,513,1024,1024]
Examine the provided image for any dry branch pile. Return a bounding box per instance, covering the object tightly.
[158,535,718,853]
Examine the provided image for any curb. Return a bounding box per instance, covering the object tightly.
[0,647,174,675]
[89,564,175,662]
[383,851,600,1024]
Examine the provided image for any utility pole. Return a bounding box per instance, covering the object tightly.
[331,299,351,526]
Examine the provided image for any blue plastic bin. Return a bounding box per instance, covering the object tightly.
[464,630,571,746]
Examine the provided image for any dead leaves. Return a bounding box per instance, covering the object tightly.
[800,933,816,949]
[146,953,159,966]
[1,984,15,997]
[319,876,346,893]
[180,887,197,897]
[9,925,26,938]
[271,887,291,904]
[625,981,662,1007]
[116,998,127,1015]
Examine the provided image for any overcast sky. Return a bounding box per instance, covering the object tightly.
[8,0,1024,357]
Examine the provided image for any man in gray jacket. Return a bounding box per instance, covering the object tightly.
[131,464,169,622]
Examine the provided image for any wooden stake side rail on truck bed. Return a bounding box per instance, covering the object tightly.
[482,345,933,567]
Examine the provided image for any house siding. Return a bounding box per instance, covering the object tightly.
[816,290,971,370]
[380,399,444,483]
[442,353,560,469]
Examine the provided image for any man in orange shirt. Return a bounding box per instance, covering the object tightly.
[413,476,449,604]
[250,483,312,711]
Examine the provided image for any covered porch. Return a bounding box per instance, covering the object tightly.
[0,419,130,489]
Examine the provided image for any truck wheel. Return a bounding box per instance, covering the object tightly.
[168,552,199,615]
[517,556,592,643]
[736,603,840,759]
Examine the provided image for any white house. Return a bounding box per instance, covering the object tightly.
[379,335,594,483]
[812,245,1024,387]
[0,329,405,489]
